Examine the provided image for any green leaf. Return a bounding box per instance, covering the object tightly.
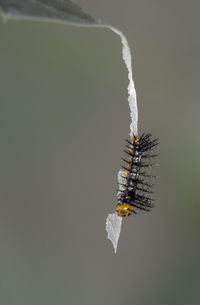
[0,0,97,24]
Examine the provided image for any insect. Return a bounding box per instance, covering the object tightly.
[116,133,158,217]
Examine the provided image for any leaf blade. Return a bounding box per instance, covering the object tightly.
[0,0,97,24]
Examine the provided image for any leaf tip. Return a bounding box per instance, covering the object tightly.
[106,213,122,253]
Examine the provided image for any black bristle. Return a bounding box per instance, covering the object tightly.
[117,132,158,215]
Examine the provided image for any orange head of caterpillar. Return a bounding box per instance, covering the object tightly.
[116,203,135,217]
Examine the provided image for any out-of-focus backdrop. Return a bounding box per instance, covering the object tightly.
[0,0,199,304]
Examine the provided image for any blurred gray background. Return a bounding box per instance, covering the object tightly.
[0,0,200,304]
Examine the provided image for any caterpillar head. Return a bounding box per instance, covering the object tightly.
[116,203,135,217]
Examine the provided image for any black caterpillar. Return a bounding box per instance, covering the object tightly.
[116,133,158,217]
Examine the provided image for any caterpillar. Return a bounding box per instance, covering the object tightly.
[116,133,158,217]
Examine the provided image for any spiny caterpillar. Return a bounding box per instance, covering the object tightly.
[116,133,158,217]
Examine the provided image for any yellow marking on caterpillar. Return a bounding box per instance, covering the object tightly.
[130,136,141,145]
[127,164,132,170]
[135,137,141,144]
